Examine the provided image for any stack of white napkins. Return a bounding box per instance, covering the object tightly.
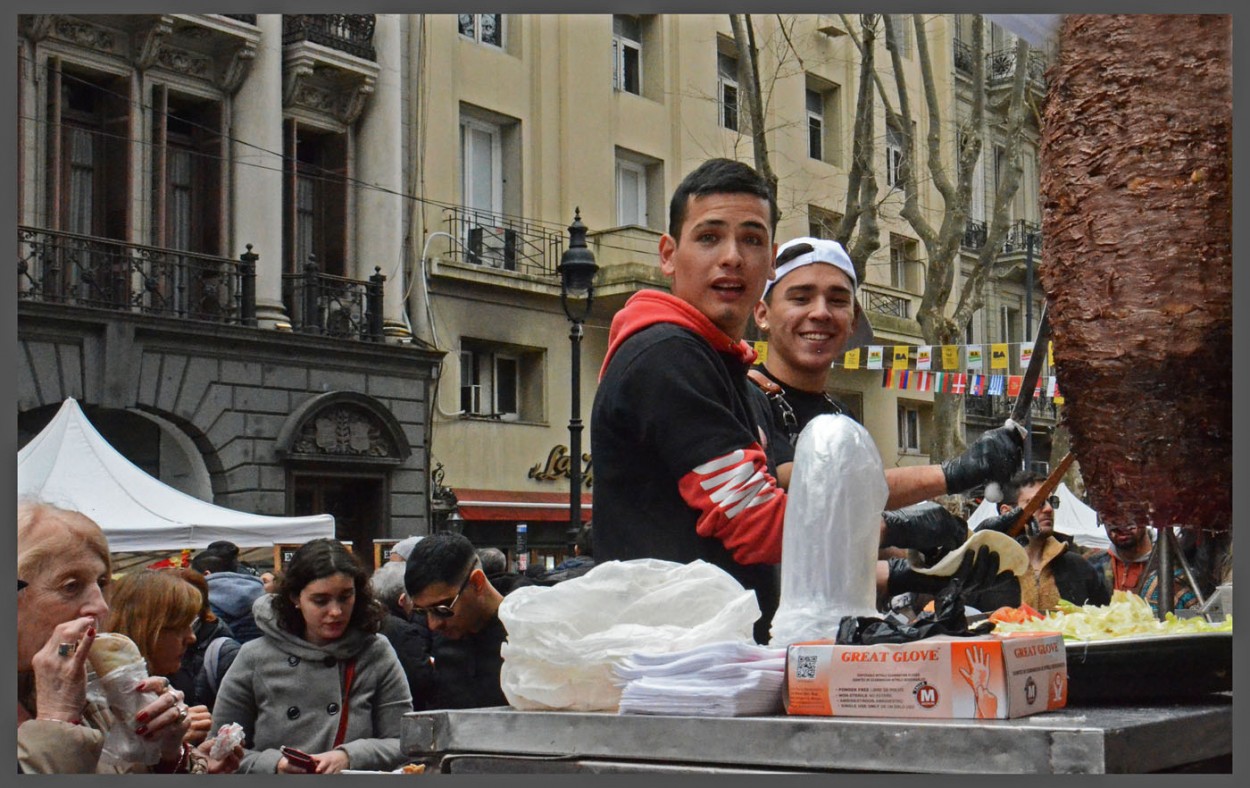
[612,640,788,716]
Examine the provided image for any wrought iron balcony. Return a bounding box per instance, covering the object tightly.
[965,392,1057,421]
[282,259,385,341]
[862,288,910,319]
[986,48,1048,88]
[443,207,566,278]
[18,226,255,325]
[962,220,988,251]
[283,14,376,60]
[1000,219,1041,254]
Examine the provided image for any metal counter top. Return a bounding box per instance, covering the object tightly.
[401,697,1232,774]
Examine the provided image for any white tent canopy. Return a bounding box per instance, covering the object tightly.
[966,482,1109,550]
[18,398,334,551]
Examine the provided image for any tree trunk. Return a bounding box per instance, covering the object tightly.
[1040,15,1231,534]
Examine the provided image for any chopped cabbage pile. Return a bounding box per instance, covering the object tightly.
[992,590,1232,641]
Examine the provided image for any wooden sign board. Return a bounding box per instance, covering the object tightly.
[273,542,351,574]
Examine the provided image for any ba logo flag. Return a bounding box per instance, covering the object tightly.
[967,345,983,370]
[916,346,932,370]
[893,346,910,369]
[867,346,884,370]
[1020,342,1034,370]
[990,343,1009,370]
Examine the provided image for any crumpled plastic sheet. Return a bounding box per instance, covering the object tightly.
[498,558,761,711]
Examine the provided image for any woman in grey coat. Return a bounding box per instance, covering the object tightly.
[211,539,412,773]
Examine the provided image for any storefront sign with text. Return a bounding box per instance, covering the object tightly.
[528,445,593,487]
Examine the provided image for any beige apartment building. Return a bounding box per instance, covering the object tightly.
[16,12,1048,569]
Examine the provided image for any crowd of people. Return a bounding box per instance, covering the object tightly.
[17,157,1214,774]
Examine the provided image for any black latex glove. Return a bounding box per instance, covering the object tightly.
[881,502,970,564]
[886,545,1016,601]
[836,589,996,645]
[941,423,1024,495]
[973,507,1024,535]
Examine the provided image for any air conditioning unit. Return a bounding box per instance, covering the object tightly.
[460,384,481,414]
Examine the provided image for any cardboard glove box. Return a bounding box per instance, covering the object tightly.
[784,632,1067,719]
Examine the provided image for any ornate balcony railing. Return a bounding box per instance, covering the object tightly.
[17,226,255,325]
[986,48,1048,87]
[862,288,910,319]
[283,14,376,60]
[443,207,565,278]
[282,259,385,341]
[1000,219,1041,254]
[962,220,988,251]
[965,392,1057,420]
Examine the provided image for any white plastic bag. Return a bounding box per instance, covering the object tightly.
[498,558,760,711]
[769,413,889,646]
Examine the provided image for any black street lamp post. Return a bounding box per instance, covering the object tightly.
[1024,227,1037,470]
[557,209,598,540]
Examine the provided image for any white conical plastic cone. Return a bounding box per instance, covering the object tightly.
[770,414,888,646]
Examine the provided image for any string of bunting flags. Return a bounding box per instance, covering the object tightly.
[751,339,1064,404]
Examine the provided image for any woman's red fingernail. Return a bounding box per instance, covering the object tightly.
[135,725,148,735]
[87,627,96,638]
[136,711,149,723]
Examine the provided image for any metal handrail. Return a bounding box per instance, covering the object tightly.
[442,207,566,278]
[282,14,376,60]
[281,259,385,341]
[17,225,252,324]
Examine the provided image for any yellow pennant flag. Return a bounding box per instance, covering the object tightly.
[844,348,861,369]
[754,341,768,364]
[941,345,960,370]
[990,343,1010,370]
[1048,340,1054,367]
[893,345,910,369]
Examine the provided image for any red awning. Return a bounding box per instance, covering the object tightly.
[454,488,592,523]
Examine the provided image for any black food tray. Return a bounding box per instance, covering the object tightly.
[1063,631,1232,703]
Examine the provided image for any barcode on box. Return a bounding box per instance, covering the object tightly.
[795,655,819,680]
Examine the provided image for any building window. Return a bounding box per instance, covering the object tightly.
[806,89,824,160]
[612,15,642,94]
[49,65,130,241]
[805,77,841,166]
[886,123,906,187]
[1000,305,1022,347]
[889,234,918,292]
[460,340,543,422]
[898,404,921,453]
[616,159,647,227]
[808,205,843,242]
[459,108,521,269]
[285,123,348,275]
[153,88,223,256]
[459,14,503,48]
[717,51,740,131]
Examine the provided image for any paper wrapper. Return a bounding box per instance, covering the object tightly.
[209,723,245,761]
[94,661,164,766]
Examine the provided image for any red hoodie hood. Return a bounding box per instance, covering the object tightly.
[599,290,758,381]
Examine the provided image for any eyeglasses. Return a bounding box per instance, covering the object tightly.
[413,558,478,620]
[1042,495,1060,509]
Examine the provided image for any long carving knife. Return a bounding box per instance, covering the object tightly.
[984,305,1050,502]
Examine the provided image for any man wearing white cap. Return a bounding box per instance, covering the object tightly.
[750,236,1025,554]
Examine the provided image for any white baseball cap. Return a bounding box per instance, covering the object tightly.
[762,237,857,300]
[391,536,424,560]
[761,236,874,353]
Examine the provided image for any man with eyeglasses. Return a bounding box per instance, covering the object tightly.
[974,470,1109,611]
[403,533,511,709]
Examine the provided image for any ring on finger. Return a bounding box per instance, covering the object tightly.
[176,704,189,723]
[57,642,77,658]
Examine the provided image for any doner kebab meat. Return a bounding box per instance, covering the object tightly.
[1039,15,1231,533]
